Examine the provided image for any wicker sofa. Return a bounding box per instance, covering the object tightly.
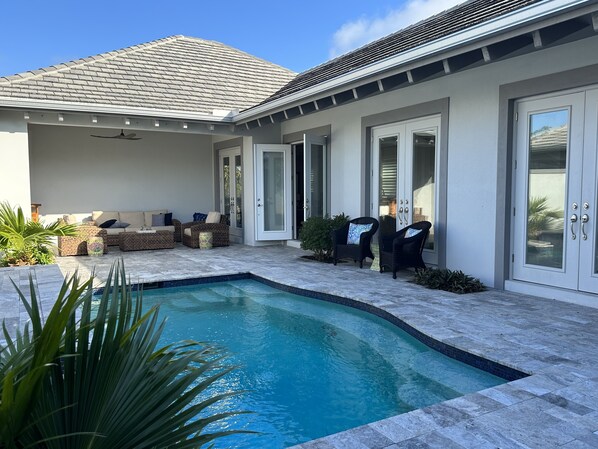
[181,215,229,248]
[58,225,108,256]
[91,210,182,246]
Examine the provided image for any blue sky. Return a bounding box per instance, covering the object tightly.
[0,0,462,77]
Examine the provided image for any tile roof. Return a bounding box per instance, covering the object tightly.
[260,0,541,106]
[0,35,296,116]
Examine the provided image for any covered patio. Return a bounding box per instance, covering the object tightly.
[1,244,597,448]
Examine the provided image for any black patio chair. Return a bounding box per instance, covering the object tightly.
[332,217,379,268]
[379,221,432,279]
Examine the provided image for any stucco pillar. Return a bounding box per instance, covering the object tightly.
[0,111,31,215]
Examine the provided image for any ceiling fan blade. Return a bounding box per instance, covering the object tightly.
[123,133,137,138]
[90,134,119,139]
[126,137,142,140]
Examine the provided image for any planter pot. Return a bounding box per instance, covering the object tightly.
[199,232,213,249]
[87,237,104,256]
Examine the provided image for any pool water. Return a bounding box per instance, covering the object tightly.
[142,279,505,448]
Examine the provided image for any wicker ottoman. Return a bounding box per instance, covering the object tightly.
[118,231,175,251]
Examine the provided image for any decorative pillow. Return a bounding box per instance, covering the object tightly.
[110,221,130,229]
[152,214,165,227]
[347,223,373,245]
[63,214,78,225]
[206,211,221,224]
[164,212,173,226]
[99,219,117,228]
[193,212,208,222]
[405,228,422,238]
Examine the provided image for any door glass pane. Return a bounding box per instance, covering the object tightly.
[526,110,567,268]
[222,156,231,220]
[263,151,285,232]
[412,131,436,250]
[379,136,398,236]
[235,155,242,228]
[310,144,325,218]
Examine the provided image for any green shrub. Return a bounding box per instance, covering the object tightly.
[0,202,77,266]
[299,213,350,261]
[0,260,246,448]
[413,268,485,294]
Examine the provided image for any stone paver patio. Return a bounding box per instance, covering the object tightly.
[1,243,597,448]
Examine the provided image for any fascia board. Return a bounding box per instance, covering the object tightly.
[234,0,591,122]
[0,96,234,123]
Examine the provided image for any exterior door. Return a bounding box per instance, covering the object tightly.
[303,134,327,221]
[255,144,293,241]
[371,116,440,265]
[219,147,242,239]
[513,89,598,293]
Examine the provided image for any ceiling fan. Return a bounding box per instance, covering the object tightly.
[90,129,141,140]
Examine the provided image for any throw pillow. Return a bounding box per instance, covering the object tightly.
[206,211,221,224]
[347,223,373,245]
[110,221,130,229]
[405,228,422,238]
[193,212,208,222]
[99,219,117,228]
[164,212,173,226]
[63,214,78,225]
[152,214,165,227]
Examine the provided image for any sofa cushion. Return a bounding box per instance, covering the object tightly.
[184,228,192,237]
[92,211,119,225]
[206,211,221,224]
[119,211,144,228]
[144,210,167,227]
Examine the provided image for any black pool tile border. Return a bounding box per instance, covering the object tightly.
[95,272,528,382]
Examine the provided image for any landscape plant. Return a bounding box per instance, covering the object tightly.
[526,196,563,240]
[0,261,245,449]
[0,202,77,266]
[299,213,350,261]
[413,268,485,294]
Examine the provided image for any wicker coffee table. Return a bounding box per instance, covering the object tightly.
[118,231,175,251]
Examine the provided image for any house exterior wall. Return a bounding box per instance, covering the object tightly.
[0,111,31,214]
[279,35,598,287]
[28,124,214,223]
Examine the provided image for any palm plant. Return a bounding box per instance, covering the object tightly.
[527,196,563,240]
[0,261,245,449]
[0,202,78,266]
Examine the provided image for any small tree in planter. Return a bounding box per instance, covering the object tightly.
[299,214,349,262]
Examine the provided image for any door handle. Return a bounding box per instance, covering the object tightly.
[581,214,589,240]
[570,214,578,240]
[398,207,403,225]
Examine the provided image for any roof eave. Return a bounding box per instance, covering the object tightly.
[235,0,591,123]
[0,96,237,123]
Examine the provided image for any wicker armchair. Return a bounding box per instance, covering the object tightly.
[332,217,380,268]
[181,215,229,248]
[58,224,108,256]
[379,221,431,279]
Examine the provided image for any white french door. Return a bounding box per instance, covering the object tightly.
[219,147,242,239]
[255,144,293,241]
[371,115,440,265]
[513,89,598,294]
[302,134,327,222]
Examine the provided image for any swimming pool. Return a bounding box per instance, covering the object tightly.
[142,278,506,448]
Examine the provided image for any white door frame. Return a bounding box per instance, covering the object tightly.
[254,144,293,241]
[219,146,242,240]
[371,115,441,265]
[303,133,327,221]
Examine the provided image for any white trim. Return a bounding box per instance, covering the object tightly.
[0,96,235,122]
[235,0,590,122]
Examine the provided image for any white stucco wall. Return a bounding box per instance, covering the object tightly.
[28,124,214,223]
[0,111,31,214]
[280,35,598,286]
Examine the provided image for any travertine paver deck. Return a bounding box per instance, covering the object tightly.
[1,244,597,448]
